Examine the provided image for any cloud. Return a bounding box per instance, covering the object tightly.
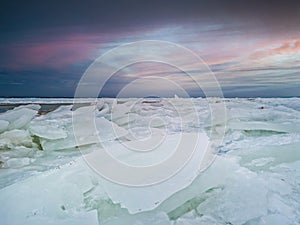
[249,39,300,61]
[0,34,101,71]
[0,18,299,97]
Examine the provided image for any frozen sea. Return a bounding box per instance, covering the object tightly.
[0,97,299,225]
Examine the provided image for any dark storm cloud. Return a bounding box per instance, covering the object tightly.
[1,0,300,32]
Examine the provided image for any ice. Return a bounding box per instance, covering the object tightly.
[227,120,300,133]
[85,132,209,213]
[254,214,294,225]
[39,105,73,120]
[29,120,68,140]
[157,156,239,217]
[19,210,99,225]
[111,113,140,126]
[14,104,41,111]
[2,146,36,158]
[0,129,38,168]
[73,106,128,144]
[0,129,34,149]
[197,168,268,225]
[237,142,300,172]
[102,212,172,225]
[0,107,38,125]
[0,120,9,133]
[0,132,211,222]
[0,159,100,225]
[0,98,300,225]
[4,157,33,168]
[0,105,39,132]
[176,215,221,225]
[110,101,132,121]
[40,108,128,151]
[40,134,77,151]
[95,117,128,141]
[8,114,35,130]
[97,102,110,117]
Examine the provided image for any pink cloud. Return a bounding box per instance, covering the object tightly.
[249,39,300,60]
[0,33,110,71]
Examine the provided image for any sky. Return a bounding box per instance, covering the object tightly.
[0,0,299,97]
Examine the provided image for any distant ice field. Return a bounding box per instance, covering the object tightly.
[0,97,299,225]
